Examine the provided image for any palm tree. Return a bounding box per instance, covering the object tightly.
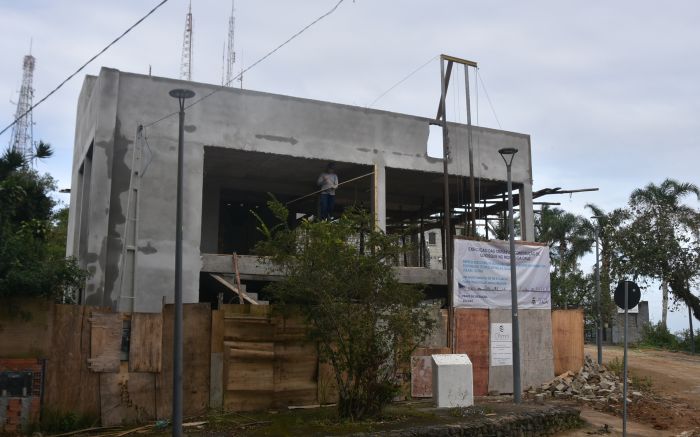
[627,179,700,328]
[536,207,594,308]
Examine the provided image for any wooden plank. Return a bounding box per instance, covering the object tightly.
[211,310,224,354]
[100,362,156,426]
[211,274,259,304]
[552,309,584,375]
[0,299,54,358]
[44,305,106,417]
[88,312,122,372]
[454,309,490,396]
[155,304,211,418]
[210,352,224,410]
[273,341,318,407]
[129,313,163,372]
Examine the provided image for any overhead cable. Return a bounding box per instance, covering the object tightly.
[145,0,346,129]
[367,55,438,108]
[0,0,170,137]
[476,69,502,129]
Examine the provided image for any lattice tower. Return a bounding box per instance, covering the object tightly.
[180,1,193,81]
[225,1,236,86]
[9,53,36,160]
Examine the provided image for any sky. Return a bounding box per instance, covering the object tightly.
[0,0,697,332]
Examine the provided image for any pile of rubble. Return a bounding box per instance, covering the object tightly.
[529,355,644,407]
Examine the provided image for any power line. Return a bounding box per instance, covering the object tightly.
[145,0,346,129]
[0,0,170,138]
[476,69,502,129]
[367,55,438,108]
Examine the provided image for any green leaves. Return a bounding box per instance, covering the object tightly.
[253,199,433,419]
[0,145,87,302]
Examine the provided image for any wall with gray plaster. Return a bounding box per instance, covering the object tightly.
[488,309,555,394]
[611,301,650,344]
[68,68,535,312]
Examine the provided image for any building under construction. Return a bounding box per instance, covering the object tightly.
[67,67,538,313]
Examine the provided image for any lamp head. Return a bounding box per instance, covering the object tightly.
[169,88,195,99]
[498,147,518,156]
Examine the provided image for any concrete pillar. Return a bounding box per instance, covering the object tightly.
[372,162,386,232]
[519,183,535,242]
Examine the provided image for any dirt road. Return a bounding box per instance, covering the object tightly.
[559,345,700,436]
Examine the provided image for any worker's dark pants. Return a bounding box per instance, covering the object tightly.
[319,193,335,220]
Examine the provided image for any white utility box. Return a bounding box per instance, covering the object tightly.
[431,354,474,408]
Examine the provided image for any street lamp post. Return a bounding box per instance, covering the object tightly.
[169,88,195,437]
[499,147,521,404]
[591,216,604,365]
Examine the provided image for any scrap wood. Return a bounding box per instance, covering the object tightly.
[49,426,120,437]
[183,421,208,427]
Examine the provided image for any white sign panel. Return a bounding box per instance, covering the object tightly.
[490,323,513,366]
[453,239,551,309]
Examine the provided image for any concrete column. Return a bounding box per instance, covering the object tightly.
[372,162,386,232]
[519,183,535,242]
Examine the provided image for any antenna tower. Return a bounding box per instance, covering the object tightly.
[180,1,193,81]
[225,1,236,86]
[9,49,36,160]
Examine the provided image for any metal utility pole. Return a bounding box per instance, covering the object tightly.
[464,66,476,237]
[9,49,36,162]
[592,217,603,365]
[180,1,193,81]
[225,1,236,86]
[438,57,454,351]
[499,147,521,404]
[169,88,195,437]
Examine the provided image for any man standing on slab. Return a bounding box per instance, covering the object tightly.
[317,162,338,220]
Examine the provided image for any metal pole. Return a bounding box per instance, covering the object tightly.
[623,281,629,437]
[169,88,194,437]
[595,225,602,365]
[505,157,521,403]
[464,66,476,237]
[440,58,454,352]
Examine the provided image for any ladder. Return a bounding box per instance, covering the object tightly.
[116,125,146,312]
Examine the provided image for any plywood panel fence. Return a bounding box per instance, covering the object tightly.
[552,309,584,375]
[217,305,319,412]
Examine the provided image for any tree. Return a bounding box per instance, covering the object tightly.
[253,199,434,419]
[585,204,629,324]
[622,179,700,327]
[0,145,86,302]
[536,207,594,308]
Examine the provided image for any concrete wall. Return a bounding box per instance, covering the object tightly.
[611,301,650,344]
[488,309,554,394]
[69,68,535,312]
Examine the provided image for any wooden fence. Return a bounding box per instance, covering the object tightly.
[551,309,585,375]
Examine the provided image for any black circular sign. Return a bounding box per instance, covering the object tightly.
[614,280,641,310]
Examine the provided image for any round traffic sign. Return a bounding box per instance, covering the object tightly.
[614,280,641,310]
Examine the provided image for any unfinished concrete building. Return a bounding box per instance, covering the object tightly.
[67,67,537,313]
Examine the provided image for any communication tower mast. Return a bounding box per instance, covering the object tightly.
[225,1,236,86]
[9,51,36,161]
[180,2,193,81]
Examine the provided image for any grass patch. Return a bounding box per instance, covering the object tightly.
[605,357,653,393]
[25,409,99,434]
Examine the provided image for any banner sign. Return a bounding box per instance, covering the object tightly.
[453,239,551,309]
[490,323,513,366]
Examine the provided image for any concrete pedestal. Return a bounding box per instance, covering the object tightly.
[431,354,474,408]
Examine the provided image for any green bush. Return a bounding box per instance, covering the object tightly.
[638,322,681,350]
[678,328,700,352]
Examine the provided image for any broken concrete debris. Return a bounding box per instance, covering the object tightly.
[527,354,644,408]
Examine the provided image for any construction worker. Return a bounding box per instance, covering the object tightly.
[317,162,338,220]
